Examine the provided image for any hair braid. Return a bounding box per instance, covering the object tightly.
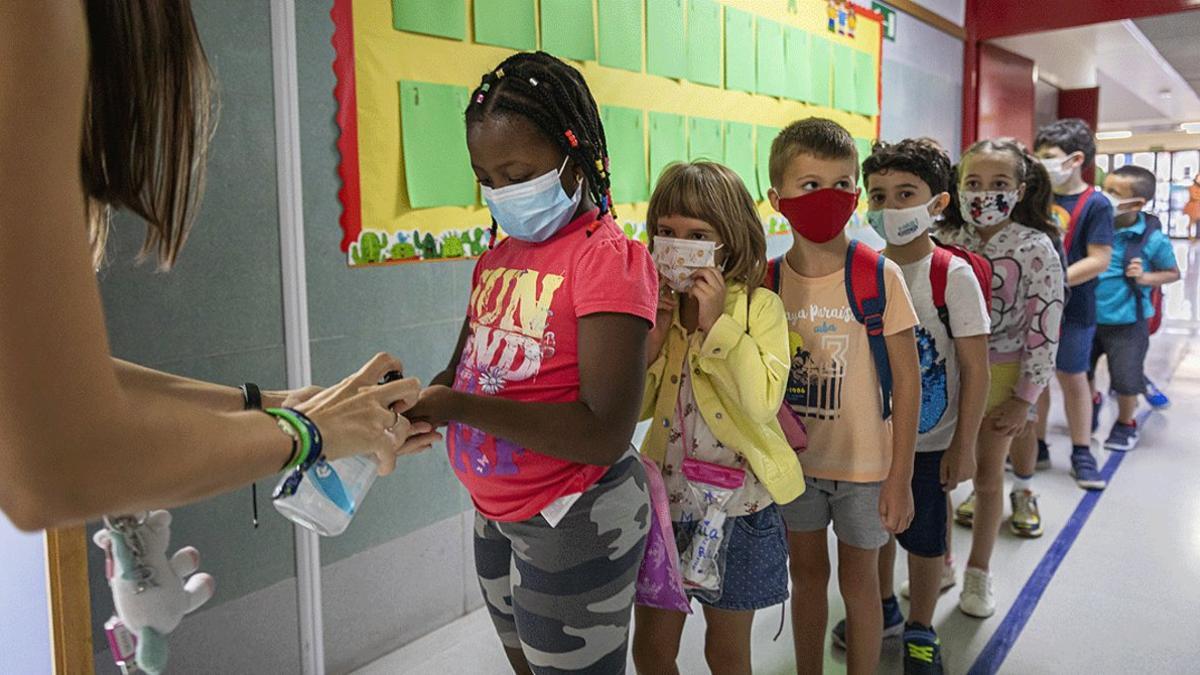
[466,52,614,232]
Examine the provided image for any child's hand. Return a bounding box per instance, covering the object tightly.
[1125,257,1144,282]
[647,285,677,365]
[879,476,914,534]
[940,441,976,492]
[690,268,727,333]
[989,397,1031,437]
[406,385,456,428]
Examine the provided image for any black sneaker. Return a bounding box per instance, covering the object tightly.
[1036,440,1051,470]
[832,595,904,649]
[903,622,944,674]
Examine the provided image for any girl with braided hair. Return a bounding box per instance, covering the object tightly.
[409,52,658,674]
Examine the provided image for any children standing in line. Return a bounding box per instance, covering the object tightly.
[410,52,658,675]
[834,138,991,674]
[767,118,921,675]
[1091,165,1181,450]
[632,161,805,675]
[939,139,1065,618]
[1035,118,1115,491]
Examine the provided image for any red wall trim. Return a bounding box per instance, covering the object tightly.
[977,43,1036,146]
[1058,87,1100,183]
[972,0,1200,40]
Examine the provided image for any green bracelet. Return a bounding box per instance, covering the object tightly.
[266,408,311,470]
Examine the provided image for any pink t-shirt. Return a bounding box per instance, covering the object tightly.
[448,210,658,522]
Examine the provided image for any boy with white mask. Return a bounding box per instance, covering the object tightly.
[829,138,991,674]
[1034,118,1114,491]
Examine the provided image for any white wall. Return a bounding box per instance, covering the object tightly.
[876,4,965,154]
[0,520,51,675]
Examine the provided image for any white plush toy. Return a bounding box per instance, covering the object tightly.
[93,510,215,674]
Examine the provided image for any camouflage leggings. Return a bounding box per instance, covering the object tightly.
[474,450,649,674]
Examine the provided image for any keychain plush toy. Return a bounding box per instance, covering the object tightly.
[93,510,215,674]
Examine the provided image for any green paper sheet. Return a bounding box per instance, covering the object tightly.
[808,36,832,107]
[399,81,476,208]
[473,0,536,51]
[855,138,873,189]
[687,0,722,87]
[688,117,723,162]
[723,122,758,200]
[601,106,649,204]
[724,7,755,94]
[756,18,786,98]
[649,112,686,185]
[855,50,879,116]
[647,0,686,79]
[541,0,595,61]
[785,28,810,103]
[757,125,781,200]
[832,43,857,113]
[599,0,643,73]
[393,0,465,40]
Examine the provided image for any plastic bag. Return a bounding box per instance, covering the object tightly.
[634,456,693,613]
[677,457,745,603]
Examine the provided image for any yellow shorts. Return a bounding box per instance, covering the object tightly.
[986,362,1021,414]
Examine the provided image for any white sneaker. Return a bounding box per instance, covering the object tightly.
[900,563,956,599]
[958,567,995,618]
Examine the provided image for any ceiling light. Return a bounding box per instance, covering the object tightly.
[1182,122,1200,132]
[1096,130,1133,140]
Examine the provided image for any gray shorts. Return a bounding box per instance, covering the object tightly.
[779,477,888,550]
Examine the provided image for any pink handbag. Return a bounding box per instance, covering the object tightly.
[634,455,692,614]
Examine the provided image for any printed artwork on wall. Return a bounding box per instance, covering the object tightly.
[333,0,883,267]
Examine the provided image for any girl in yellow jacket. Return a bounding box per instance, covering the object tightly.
[632,162,805,674]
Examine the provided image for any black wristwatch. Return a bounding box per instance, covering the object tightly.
[240,383,263,411]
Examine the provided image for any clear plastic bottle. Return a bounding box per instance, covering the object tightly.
[271,371,400,536]
[273,455,379,536]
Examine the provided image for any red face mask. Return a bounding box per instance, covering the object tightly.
[777,188,860,243]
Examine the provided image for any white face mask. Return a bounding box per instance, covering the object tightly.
[866,196,940,246]
[652,236,722,292]
[1103,191,1142,215]
[959,190,1021,228]
[1040,155,1076,188]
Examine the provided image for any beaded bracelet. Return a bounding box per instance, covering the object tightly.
[266,408,323,473]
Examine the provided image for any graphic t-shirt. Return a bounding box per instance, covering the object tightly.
[778,255,918,482]
[448,210,657,522]
[898,253,992,453]
[1052,190,1114,326]
[662,358,772,521]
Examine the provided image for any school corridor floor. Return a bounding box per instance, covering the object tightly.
[355,242,1200,674]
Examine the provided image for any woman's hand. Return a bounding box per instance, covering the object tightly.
[690,267,727,333]
[989,397,1031,437]
[293,354,440,471]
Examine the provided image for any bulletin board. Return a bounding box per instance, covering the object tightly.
[333,0,882,266]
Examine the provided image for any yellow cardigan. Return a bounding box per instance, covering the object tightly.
[639,283,805,505]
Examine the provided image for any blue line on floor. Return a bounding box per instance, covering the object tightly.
[966,449,1127,675]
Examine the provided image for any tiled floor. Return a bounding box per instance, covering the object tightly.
[356,242,1200,674]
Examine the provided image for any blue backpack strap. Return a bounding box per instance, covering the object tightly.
[844,241,893,419]
[1123,215,1158,323]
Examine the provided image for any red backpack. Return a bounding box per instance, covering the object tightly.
[765,240,893,419]
[930,238,994,338]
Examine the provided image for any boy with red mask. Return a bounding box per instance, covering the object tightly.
[766,118,921,675]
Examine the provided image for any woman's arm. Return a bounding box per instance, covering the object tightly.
[0,6,421,530]
[412,313,649,466]
[114,359,321,411]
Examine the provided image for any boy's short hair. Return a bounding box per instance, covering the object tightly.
[1111,165,1156,201]
[1035,118,1096,168]
[769,117,858,187]
[862,138,952,195]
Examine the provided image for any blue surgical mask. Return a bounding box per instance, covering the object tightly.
[482,157,583,243]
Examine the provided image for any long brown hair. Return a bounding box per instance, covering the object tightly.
[647,162,767,288]
[82,0,217,270]
[945,138,1060,244]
